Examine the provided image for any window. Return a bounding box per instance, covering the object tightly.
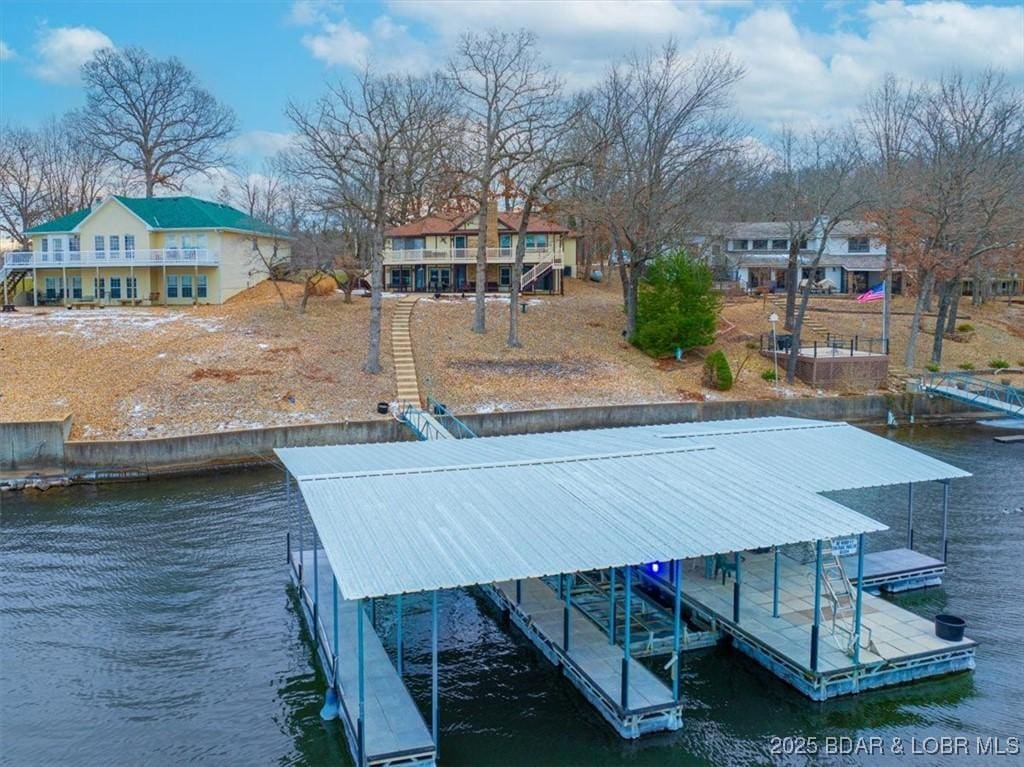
[109,277,122,300]
[730,239,748,251]
[94,277,106,299]
[69,235,80,253]
[196,233,207,254]
[771,239,788,250]
[711,244,721,256]
[166,275,178,298]
[109,235,120,255]
[126,276,138,300]
[396,237,425,251]
[94,235,105,256]
[45,277,58,300]
[52,238,64,262]
[848,237,870,253]
[499,233,512,250]
[752,239,768,250]
[197,274,208,299]
[41,238,48,257]
[71,276,82,299]
[124,234,135,256]
[524,234,547,249]
[181,274,193,299]
[499,266,511,286]
[799,239,808,250]
[165,234,178,254]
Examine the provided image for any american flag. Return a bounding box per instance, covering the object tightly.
[857,282,885,303]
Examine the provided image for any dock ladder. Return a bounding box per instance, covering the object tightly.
[819,541,874,657]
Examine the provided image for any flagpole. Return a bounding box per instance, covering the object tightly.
[882,280,888,355]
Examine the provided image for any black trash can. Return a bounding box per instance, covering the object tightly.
[376,402,390,415]
[935,614,966,641]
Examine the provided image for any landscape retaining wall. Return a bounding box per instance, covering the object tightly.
[0,417,72,473]
[4,394,976,479]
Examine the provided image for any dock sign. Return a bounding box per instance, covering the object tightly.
[831,537,859,556]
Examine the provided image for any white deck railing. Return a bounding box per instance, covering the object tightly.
[3,249,220,270]
[383,247,560,265]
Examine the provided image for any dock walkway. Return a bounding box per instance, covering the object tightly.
[294,550,435,767]
[677,552,975,701]
[842,547,945,592]
[485,578,682,738]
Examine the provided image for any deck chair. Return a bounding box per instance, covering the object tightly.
[714,554,739,584]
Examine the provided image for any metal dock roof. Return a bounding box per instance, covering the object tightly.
[277,418,969,601]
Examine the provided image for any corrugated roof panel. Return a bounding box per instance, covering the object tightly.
[279,417,970,600]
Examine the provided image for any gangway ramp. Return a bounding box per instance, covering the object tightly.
[923,371,1024,418]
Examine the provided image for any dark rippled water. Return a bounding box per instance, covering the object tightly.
[2,424,1022,766]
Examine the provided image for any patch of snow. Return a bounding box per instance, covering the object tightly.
[474,401,514,414]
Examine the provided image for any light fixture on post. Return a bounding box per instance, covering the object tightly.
[768,312,780,384]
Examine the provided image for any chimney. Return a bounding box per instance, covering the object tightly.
[92,195,104,210]
[486,199,499,250]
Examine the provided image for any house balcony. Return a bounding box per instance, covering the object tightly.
[2,248,220,273]
[382,247,561,266]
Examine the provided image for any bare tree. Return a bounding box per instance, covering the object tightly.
[504,95,594,347]
[765,129,867,382]
[594,42,745,336]
[40,115,109,217]
[229,167,294,310]
[0,127,48,248]
[859,75,922,347]
[78,47,236,197]
[286,69,459,373]
[449,29,562,334]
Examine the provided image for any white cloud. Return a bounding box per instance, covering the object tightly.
[302,17,372,68]
[232,130,296,158]
[0,41,15,61]
[33,26,114,83]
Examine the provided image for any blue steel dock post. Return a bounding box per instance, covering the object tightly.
[431,590,440,757]
[853,534,865,665]
[371,598,377,631]
[312,531,319,646]
[284,471,292,566]
[563,574,573,653]
[295,475,303,583]
[357,597,366,767]
[515,579,522,605]
[621,567,632,710]
[732,552,741,624]
[396,594,404,677]
[941,480,950,562]
[332,575,340,678]
[811,540,823,672]
[772,547,780,618]
[907,482,915,549]
[672,559,682,702]
[609,568,617,645]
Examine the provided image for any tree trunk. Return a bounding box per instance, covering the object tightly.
[922,277,934,312]
[784,244,799,330]
[623,261,640,338]
[363,188,385,373]
[930,280,953,366]
[785,260,819,384]
[507,199,533,348]
[473,191,488,334]
[904,269,933,369]
[944,288,962,336]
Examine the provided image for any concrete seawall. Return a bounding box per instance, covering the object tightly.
[2,394,976,483]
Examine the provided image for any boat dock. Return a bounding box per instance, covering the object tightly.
[483,578,682,738]
[646,552,975,701]
[291,548,436,767]
[275,415,976,759]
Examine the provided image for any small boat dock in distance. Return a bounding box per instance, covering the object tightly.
[275,415,976,759]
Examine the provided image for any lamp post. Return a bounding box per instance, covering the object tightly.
[768,312,780,383]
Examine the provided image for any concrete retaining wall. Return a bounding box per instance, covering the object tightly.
[5,394,974,480]
[63,418,409,476]
[0,416,72,473]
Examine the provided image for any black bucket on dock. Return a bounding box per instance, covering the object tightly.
[935,614,966,641]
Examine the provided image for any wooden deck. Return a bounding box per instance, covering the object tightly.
[486,578,682,738]
[677,552,975,700]
[842,547,945,592]
[294,550,435,767]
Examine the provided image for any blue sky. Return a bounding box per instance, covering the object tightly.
[2,1,1022,189]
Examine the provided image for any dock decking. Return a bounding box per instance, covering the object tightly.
[293,550,436,767]
[842,547,945,592]
[675,552,975,701]
[484,578,683,738]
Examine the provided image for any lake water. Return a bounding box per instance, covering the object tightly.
[2,423,1022,766]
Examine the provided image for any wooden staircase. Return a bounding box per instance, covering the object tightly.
[768,295,829,340]
[1,264,28,305]
[521,259,556,291]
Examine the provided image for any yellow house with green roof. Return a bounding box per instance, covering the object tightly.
[1,195,290,307]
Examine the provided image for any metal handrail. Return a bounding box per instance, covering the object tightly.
[425,397,477,439]
[925,371,1024,413]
